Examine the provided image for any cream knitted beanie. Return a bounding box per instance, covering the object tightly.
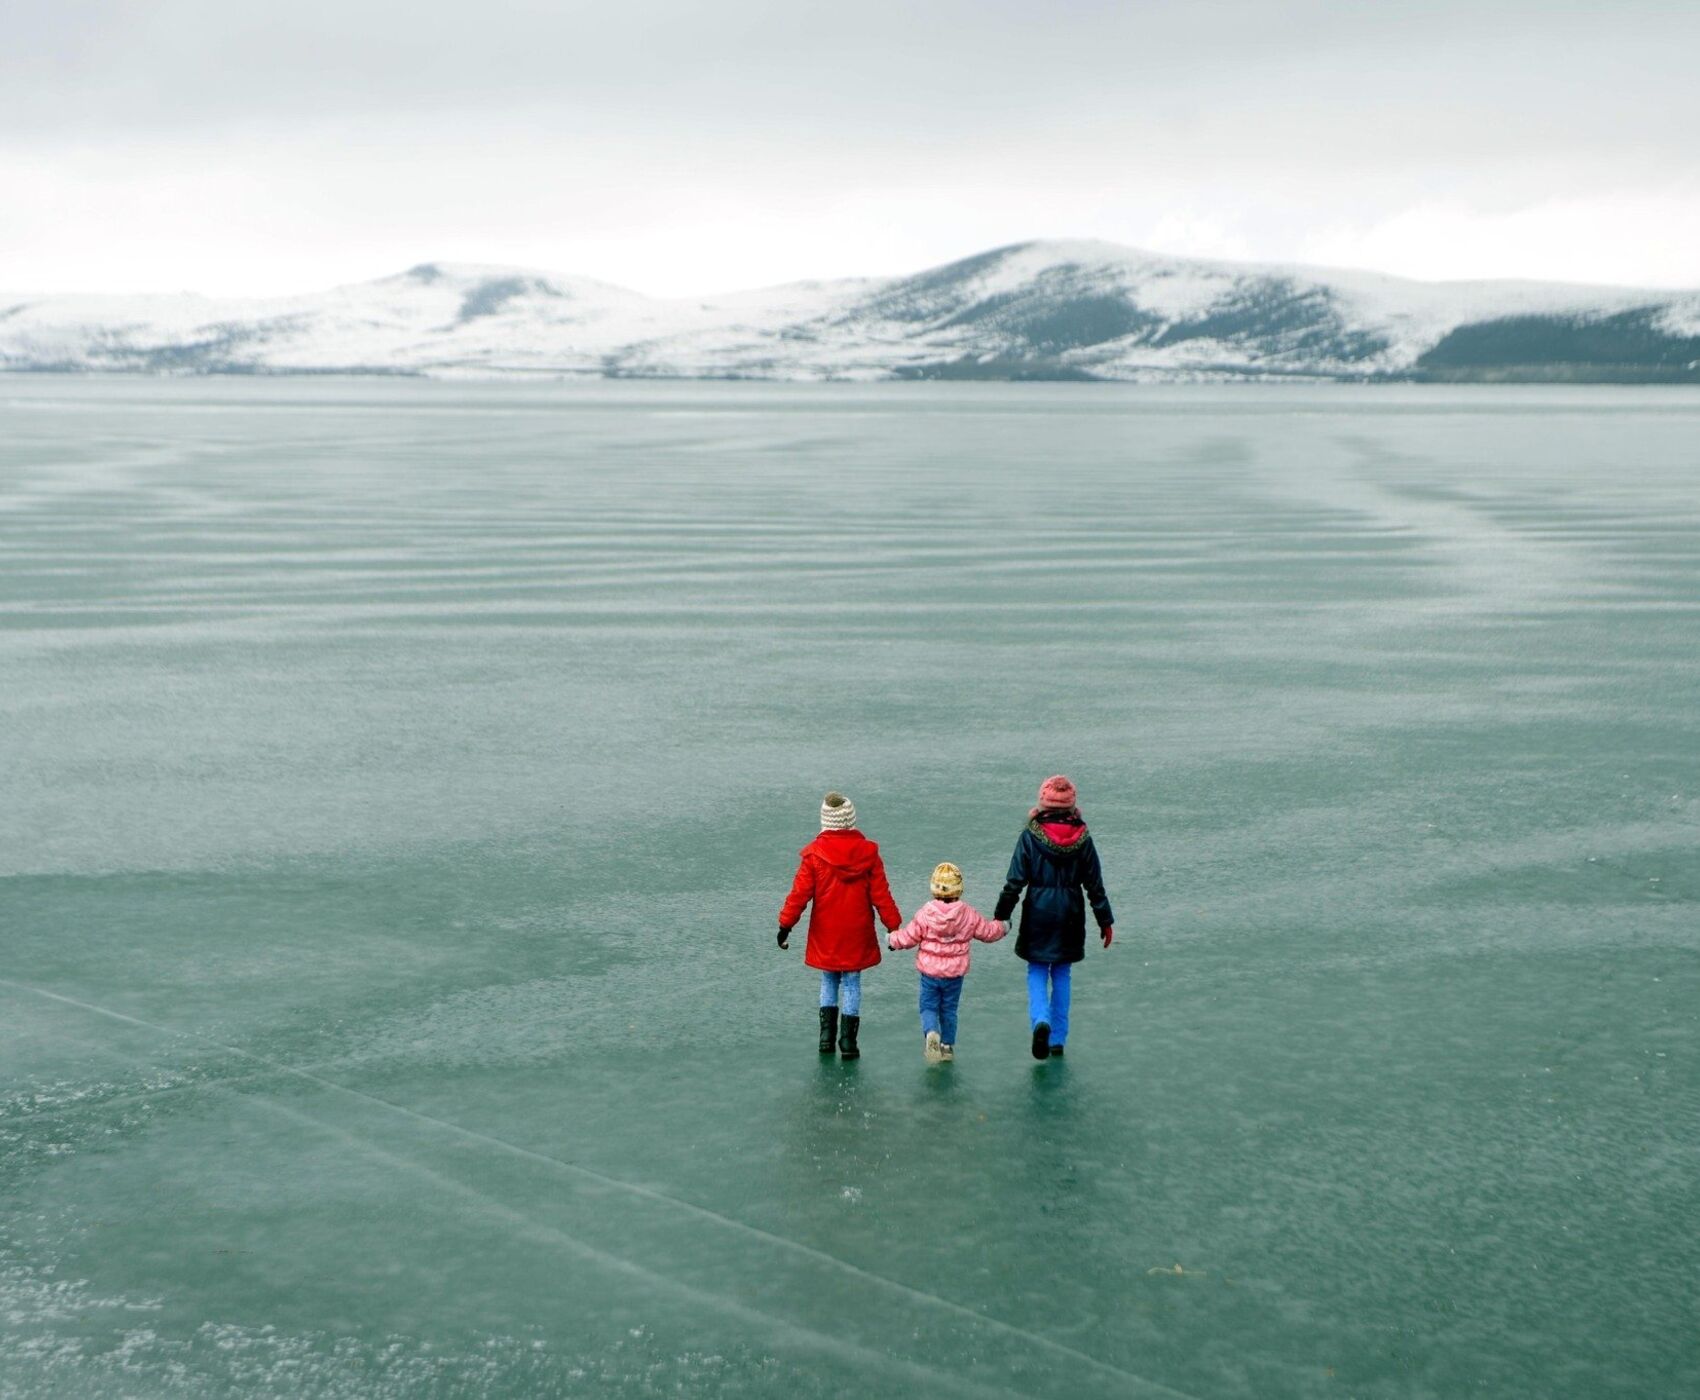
[820,791,857,830]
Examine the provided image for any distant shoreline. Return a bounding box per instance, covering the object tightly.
[5,366,1698,386]
[5,242,1697,386]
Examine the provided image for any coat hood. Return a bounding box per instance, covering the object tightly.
[1028,816,1089,853]
[805,828,881,876]
[912,899,976,934]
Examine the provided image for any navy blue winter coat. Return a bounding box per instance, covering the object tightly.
[993,818,1113,965]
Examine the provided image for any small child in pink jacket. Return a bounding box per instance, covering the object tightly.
[886,862,1008,1062]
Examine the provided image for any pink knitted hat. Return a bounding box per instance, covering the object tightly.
[1032,774,1078,816]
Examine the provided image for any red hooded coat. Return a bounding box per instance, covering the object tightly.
[779,829,901,973]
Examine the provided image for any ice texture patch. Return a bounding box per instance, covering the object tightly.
[335,977,606,1070]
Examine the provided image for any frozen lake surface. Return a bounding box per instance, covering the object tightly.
[2,378,1697,1398]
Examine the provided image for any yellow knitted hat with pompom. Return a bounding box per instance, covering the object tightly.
[930,862,964,898]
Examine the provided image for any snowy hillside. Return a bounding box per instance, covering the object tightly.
[4,243,1698,382]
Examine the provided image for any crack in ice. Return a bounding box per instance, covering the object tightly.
[1,976,1199,1399]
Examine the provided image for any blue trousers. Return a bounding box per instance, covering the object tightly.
[819,969,862,1017]
[918,973,965,1045]
[1026,961,1072,1046]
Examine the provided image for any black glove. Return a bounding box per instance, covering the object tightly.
[777,926,791,950]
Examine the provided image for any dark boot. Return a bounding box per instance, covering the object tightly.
[818,1006,839,1054]
[838,1014,861,1060]
[1049,1044,1065,1058]
[1031,1022,1051,1060]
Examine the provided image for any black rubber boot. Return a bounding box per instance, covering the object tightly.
[1031,1022,1051,1060]
[1049,1044,1065,1058]
[818,1006,839,1054]
[838,1014,861,1060]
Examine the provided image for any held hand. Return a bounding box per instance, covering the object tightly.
[777,927,790,951]
[1101,925,1114,949]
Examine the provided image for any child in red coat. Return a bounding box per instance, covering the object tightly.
[777,792,901,1059]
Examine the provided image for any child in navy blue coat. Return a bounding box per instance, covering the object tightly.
[992,775,1114,1059]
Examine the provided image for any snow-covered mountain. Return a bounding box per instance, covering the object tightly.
[4,242,1698,382]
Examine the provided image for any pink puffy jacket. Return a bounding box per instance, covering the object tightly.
[886,898,1007,979]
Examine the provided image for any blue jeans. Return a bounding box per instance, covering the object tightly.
[819,970,862,1017]
[918,973,965,1045]
[1026,961,1072,1046]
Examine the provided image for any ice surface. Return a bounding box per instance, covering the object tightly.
[1,379,1698,1398]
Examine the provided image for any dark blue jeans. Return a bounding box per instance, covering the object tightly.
[918,973,965,1045]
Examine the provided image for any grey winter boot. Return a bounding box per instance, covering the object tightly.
[838,1014,861,1060]
[818,1006,839,1054]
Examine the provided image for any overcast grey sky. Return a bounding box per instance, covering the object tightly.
[4,0,1697,296]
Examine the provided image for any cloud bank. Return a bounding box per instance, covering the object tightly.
[4,1,1696,295]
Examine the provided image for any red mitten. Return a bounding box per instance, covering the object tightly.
[1101,925,1114,948]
